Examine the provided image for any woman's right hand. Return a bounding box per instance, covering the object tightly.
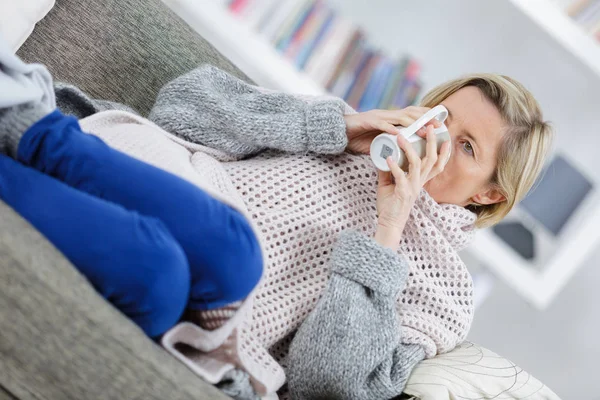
[344,106,433,154]
[374,124,451,251]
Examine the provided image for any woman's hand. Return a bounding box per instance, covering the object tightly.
[344,106,432,154]
[374,124,451,251]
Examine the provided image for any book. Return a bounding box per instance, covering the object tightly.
[358,57,394,111]
[253,0,282,29]
[567,0,593,17]
[324,29,363,90]
[305,17,357,85]
[243,0,279,30]
[229,0,249,15]
[296,9,335,69]
[379,57,409,109]
[284,1,325,60]
[391,58,421,109]
[275,0,316,52]
[346,52,380,109]
[260,0,306,42]
[329,42,369,98]
[573,0,600,24]
[315,18,359,86]
[304,16,343,80]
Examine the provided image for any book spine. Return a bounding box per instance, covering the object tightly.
[330,42,368,98]
[325,29,363,90]
[304,17,343,81]
[379,57,409,109]
[391,58,421,109]
[346,52,379,109]
[261,0,304,42]
[358,57,390,111]
[276,0,316,52]
[296,9,335,69]
[284,1,322,58]
[316,18,358,86]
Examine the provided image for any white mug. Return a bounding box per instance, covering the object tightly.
[370,105,451,171]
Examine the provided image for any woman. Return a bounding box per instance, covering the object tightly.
[148,65,553,399]
[1,39,553,398]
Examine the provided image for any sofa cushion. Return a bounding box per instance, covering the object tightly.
[17,0,251,116]
[0,201,230,400]
[0,0,55,51]
[403,341,560,400]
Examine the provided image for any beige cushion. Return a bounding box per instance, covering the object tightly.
[404,342,561,399]
[0,0,55,51]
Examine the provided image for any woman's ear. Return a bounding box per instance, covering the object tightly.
[472,186,506,206]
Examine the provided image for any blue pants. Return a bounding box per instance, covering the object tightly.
[0,110,263,338]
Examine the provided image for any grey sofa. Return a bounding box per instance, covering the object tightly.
[1,0,249,398]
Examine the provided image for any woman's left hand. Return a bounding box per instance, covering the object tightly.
[374,124,451,250]
[344,107,432,154]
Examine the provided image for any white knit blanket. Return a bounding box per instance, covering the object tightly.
[79,110,477,399]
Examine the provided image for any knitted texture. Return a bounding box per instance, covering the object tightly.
[222,151,476,364]
[82,109,476,399]
[149,65,349,158]
[287,230,427,400]
[147,65,478,396]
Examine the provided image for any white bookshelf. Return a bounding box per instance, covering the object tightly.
[509,0,600,77]
[162,0,325,95]
[162,0,600,309]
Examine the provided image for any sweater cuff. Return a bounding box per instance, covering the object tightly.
[305,100,348,154]
[331,230,409,296]
[1,104,53,157]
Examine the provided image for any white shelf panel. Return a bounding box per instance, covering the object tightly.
[508,0,600,77]
[162,0,326,95]
[465,190,600,309]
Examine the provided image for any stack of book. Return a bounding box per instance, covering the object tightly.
[564,0,600,41]
[225,0,423,111]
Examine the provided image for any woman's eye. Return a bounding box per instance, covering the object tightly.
[462,141,474,155]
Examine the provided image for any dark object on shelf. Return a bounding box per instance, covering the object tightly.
[520,154,593,236]
[493,222,535,260]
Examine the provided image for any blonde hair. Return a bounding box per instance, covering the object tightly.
[421,74,554,228]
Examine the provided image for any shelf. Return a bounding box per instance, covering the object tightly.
[508,0,600,77]
[464,188,600,309]
[161,0,326,95]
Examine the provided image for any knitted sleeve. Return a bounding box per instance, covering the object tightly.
[287,230,426,400]
[149,64,348,158]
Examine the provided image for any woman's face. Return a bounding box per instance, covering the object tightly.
[424,86,507,207]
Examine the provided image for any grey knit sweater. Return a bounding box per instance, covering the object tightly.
[150,65,426,400]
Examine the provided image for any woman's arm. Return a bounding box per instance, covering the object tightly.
[149,64,348,158]
[287,230,425,400]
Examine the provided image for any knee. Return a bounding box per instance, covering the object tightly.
[128,217,191,337]
[210,212,264,305]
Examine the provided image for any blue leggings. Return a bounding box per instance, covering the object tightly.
[0,110,262,338]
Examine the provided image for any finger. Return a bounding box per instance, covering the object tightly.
[431,119,442,128]
[403,106,431,120]
[424,124,438,171]
[397,134,420,178]
[377,109,417,127]
[430,140,451,178]
[378,166,394,187]
[387,156,407,185]
[375,120,402,136]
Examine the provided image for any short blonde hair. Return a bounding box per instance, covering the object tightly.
[421,74,554,228]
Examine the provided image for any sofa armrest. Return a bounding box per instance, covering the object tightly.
[0,200,231,400]
[17,0,252,116]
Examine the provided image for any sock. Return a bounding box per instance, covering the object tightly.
[0,104,52,157]
[184,301,243,331]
